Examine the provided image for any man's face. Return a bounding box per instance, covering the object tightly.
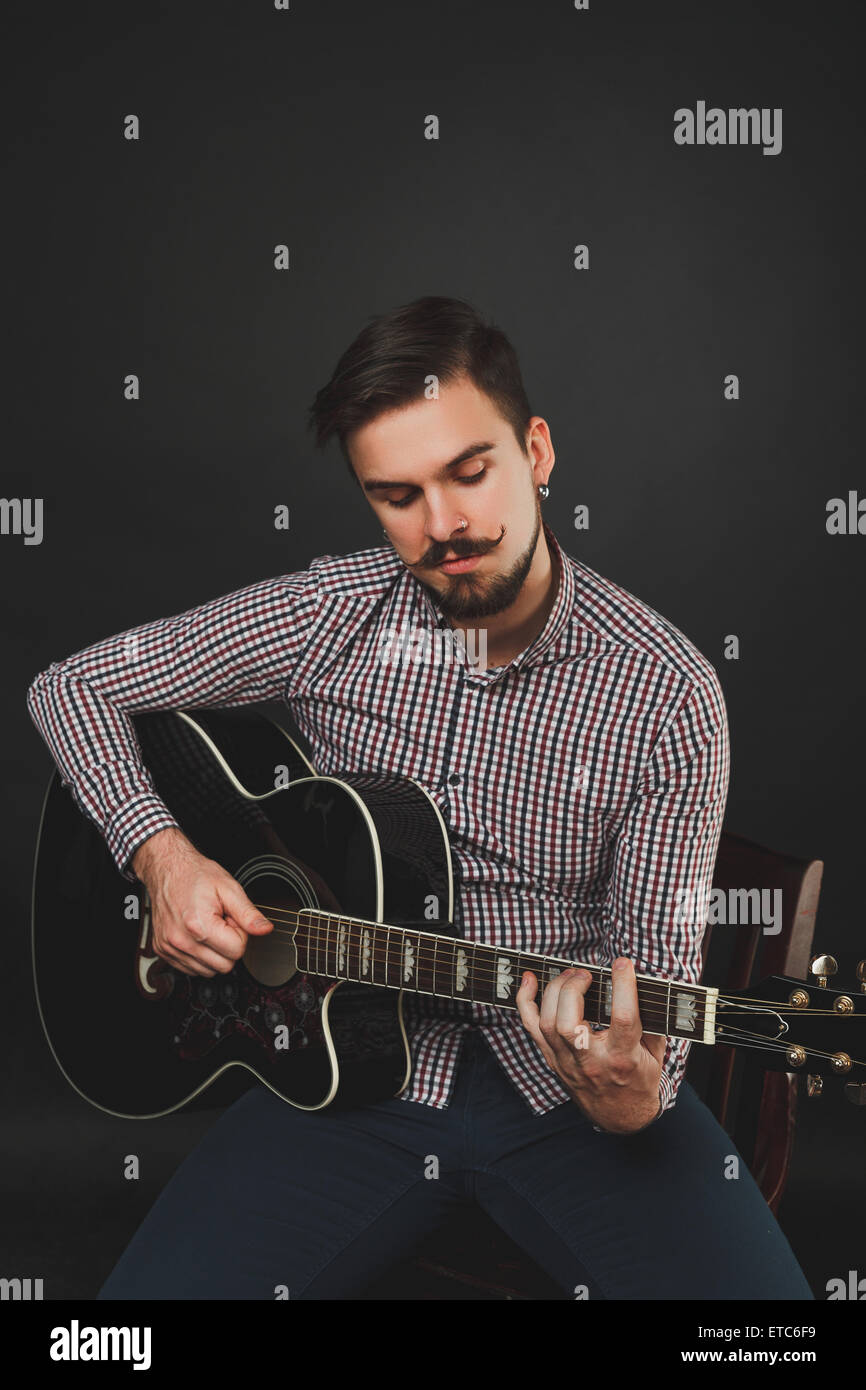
[347,375,554,621]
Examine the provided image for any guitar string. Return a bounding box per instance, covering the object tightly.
[156,904,864,1066]
[223,922,861,1045]
[248,907,860,1018]
[168,925,865,1066]
[178,961,863,1067]
[244,903,861,1018]
[252,924,700,1012]
[705,1031,865,1068]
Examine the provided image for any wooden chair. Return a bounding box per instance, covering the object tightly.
[361,829,824,1299]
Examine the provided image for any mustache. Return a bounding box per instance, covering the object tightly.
[419,523,506,568]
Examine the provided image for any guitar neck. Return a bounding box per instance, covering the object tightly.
[293,910,717,1045]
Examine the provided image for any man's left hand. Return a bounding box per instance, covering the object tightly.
[516,957,667,1134]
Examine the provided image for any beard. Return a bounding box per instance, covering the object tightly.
[413,497,543,622]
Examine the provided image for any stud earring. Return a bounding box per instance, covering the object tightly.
[538,484,550,499]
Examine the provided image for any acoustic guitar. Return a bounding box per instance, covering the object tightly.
[31,707,866,1117]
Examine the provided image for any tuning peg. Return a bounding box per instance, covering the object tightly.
[810,954,838,988]
[844,1083,866,1106]
[856,961,866,994]
[806,1074,823,1098]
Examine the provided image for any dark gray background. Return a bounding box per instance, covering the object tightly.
[3,0,863,1300]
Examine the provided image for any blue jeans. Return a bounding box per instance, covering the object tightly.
[97,1031,813,1300]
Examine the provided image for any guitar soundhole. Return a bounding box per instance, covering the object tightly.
[236,862,310,988]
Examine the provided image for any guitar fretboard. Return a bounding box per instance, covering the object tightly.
[293,910,716,1044]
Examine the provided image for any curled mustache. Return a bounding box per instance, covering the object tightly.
[418,523,507,569]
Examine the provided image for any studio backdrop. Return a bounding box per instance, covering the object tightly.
[3,0,864,1305]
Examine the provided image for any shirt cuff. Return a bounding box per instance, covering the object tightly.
[656,1066,675,1116]
[104,796,182,882]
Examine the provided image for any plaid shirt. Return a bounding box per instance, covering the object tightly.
[27,521,729,1117]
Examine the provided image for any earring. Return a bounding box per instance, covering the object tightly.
[538,484,550,499]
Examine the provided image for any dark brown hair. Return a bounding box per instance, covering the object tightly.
[307,296,533,482]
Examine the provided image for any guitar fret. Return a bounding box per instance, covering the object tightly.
[669,981,701,1038]
[399,929,410,989]
[385,924,394,988]
[352,919,361,981]
[415,929,423,991]
[423,929,435,995]
[493,948,515,1003]
[400,927,409,990]
[344,919,351,979]
[472,944,485,1004]
[407,930,421,990]
[481,943,495,1005]
[601,967,612,1024]
[441,935,455,999]
[451,939,469,1001]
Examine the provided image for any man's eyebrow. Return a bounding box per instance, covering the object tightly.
[360,441,497,493]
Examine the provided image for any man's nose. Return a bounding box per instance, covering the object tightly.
[424,504,469,544]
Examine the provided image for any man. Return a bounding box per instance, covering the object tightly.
[27,296,813,1299]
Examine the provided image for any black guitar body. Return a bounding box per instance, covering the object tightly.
[32,707,455,1117]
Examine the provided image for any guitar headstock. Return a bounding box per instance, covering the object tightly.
[716,955,866,1104]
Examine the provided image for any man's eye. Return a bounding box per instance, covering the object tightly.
[384,468,486,510]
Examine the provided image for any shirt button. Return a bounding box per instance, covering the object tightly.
[448,774,461,785]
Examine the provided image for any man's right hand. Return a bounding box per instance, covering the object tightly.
[132,827,274,977]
